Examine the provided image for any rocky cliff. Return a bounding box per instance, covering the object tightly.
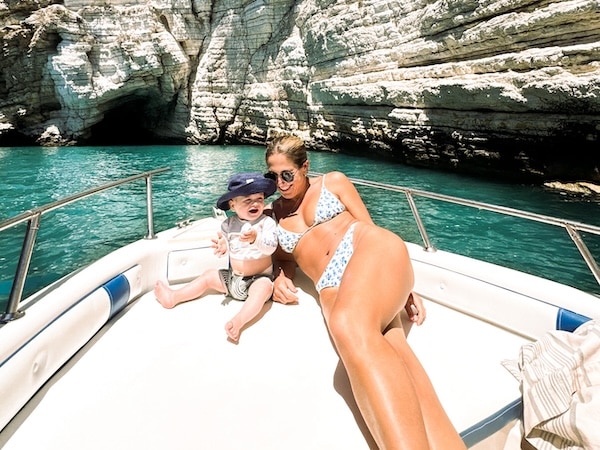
[1,0,599,181]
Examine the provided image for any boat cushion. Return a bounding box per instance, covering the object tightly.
[556,308,591,332]
[105,274,130,319]
[460,398,521,447]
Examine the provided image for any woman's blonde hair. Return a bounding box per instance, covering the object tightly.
[265,134,308,168]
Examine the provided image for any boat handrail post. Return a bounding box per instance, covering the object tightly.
[1,213,40,323]
[565,224,600,286]
[145,174,156,239]
[405,191,435,252]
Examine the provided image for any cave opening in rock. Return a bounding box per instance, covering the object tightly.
[0,129,37,146]
[88,96,167,146]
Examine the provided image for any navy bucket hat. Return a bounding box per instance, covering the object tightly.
[216,172,277,211]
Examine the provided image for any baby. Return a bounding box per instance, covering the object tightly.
[154,172,277,342]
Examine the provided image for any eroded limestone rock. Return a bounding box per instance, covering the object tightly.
[1,0,598,180]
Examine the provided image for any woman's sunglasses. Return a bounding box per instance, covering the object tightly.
[265,169,297,183]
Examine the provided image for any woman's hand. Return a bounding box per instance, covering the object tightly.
[405,292,426,326]
[272,271,299,304]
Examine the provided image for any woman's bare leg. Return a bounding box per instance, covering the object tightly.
[225,277,273,342]
[320,226,464,450]
[383,322,465,449]
[154,269,225,309]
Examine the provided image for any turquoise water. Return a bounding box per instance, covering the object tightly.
[1,145,599,310]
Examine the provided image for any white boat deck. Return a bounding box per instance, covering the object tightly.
[3,176,600,449]
[1,268,527,449]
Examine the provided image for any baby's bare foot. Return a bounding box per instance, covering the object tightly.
[154,280,176,309]
[225,319,242,343]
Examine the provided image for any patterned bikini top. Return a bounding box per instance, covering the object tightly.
[277,174,346,253]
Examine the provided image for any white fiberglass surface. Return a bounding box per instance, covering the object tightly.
[2,283,528,449]
[2,224,550,449]
[1,275,376,450]
[406,299,527,433]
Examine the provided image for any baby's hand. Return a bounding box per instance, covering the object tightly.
[240,223,257,244]
[212,232,227,256]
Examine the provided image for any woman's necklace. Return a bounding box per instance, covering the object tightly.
[284,177,310,218]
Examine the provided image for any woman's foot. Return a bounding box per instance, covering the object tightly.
[154,280,177,309]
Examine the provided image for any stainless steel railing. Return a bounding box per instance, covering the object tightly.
[0,168,169,323]
[2,168,597,323]
[341,175,600,287]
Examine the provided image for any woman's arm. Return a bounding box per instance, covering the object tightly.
[326,171,374,224]
[269,200,300,304]
[271,245,299,304]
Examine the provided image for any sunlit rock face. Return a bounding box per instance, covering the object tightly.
[0,0,196,145]
[1,0,599,181]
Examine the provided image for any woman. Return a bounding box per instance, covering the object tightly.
[265,135,465,450]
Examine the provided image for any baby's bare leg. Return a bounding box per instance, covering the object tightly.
[154,269,224,309]
[225,277,273,342]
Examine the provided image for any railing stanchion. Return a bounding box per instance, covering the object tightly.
[405,192,435,252]
[145,175,155,239]
[1,213,41,322]
[565,224,600,286]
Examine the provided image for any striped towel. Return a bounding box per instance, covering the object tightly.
[502,320,600,450]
